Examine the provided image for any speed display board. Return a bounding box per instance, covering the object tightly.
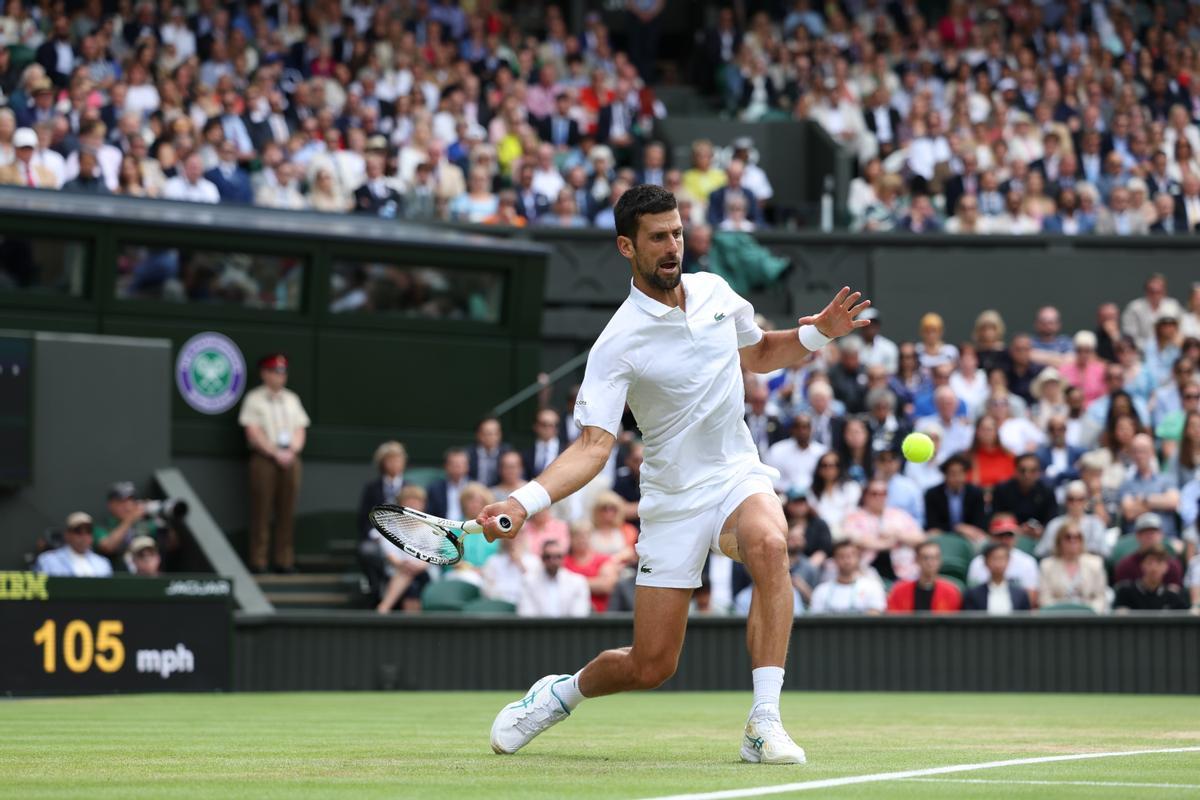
[0,573,232,695]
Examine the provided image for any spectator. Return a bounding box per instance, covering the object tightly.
[841,479,925,582]
[706,158,760,229]
[681,139,725,209]
[782,486,832,571]
[808,541,886,615]
[62,148,110,195]
[482,189,527,227]
[162,153,220,204]
[950,344,990,420]
[1161,405,1200,487]
[857,308,899,375]
[924,453,988,544]
[34,512,113,578]
[1113,513,1186,587]
[482,535,539,606]
[1035,417,1086,490]
[963,543,1032,614]
[809,451,861,541]
[745,383,786,460]
[204,140,253,204]
[93,481,175,559]
[468,416,509,488]
[256,161,307,210]
[944,195,987,234]
[765,413,826,492]
[129,536,162,577]
[589,491,637,565]
[1118,435,1180,538]
[1038,522,1107,614]
[918,386,974,463]
[238,353,309,574]
[449,165,499,222]
[354,153,403,217]
[916,313,957,372]
[564,520,619,613]
[517,539,591,618]
[357,441,407,538]
[1122,274,1183,344]
[966,414,1016,490]
[491,451,527,502]
[1095,186,1148,235]
[992,454,1059,541]
[886,540,962,613]
[873,448,924,527]
[1113,546,1189,612]
[1002,334,1043,406]
[427,448,470,521]
[837,417,874,487]
[536,187,589,227]
[1028,306,1073,366]
[522,507,571,558]
[1031,370,1069,434]
[1151,360,1197,435]
[967,515,1040,605]
[0,126,52,187]
[454,483,500,574]
[310,167,353,213]
[374,484,433,614]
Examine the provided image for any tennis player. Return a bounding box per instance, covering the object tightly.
[479,184,869,764]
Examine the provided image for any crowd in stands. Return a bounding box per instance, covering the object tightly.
[0,0,709,228]
[5,2,1200,235]
[357,273,1200,616]
[33,481,172,578]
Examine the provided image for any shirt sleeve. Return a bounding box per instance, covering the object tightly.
[573,342,633,437]
[722,278,764,348]
[237,391,262,427]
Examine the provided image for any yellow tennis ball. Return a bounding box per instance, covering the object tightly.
[902,432,935,463]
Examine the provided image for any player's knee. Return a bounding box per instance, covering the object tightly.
[631,656,677,690]
[744,529,788,567]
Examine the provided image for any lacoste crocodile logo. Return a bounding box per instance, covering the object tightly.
[714,312,727,321]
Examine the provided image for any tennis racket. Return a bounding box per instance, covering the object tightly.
[368,504,513,566]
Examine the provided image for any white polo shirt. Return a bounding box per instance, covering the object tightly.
[574,273,778,523]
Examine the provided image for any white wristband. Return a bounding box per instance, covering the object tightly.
[798,324,831,351]
[509,480,552,516]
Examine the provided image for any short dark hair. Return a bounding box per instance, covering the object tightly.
[941,453,971,474]
[832,540,857,557]
[982,541,1009,560]
[614,183,677,240]
[1015,453,1041,470]
[915,540,941,558]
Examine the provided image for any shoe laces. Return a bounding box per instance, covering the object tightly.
[751,711,793,745]
[512,695,566,735]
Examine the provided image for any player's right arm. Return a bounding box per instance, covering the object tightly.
[477,425,615,539]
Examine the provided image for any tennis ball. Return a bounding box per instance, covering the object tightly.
[901,432,935,463]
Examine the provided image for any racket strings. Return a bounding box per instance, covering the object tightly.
[372,508,462,565]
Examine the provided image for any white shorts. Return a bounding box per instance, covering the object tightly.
[634,470,778,589]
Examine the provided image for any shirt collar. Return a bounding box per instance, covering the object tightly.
[628,277,686,318]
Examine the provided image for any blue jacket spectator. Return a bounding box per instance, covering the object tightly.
[204,143,254,204]
[34,512,114,577]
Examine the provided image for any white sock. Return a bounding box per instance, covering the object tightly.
[751,666,785,714]
[554,670,587,711]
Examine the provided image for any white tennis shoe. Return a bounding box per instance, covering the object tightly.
[490,674,572,754]
[740,704,807,764]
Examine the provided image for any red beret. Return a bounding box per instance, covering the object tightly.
[259,353,288,370]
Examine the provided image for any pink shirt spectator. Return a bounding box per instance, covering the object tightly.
[841,507,924,581]
[525,83,560,121]
[1060,360,1107,404]
[521,513,569,555]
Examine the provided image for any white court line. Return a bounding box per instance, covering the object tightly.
[636,746,1200,800]
[903,778,1200,790]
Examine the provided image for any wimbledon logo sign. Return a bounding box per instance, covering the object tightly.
[175,332,246,415]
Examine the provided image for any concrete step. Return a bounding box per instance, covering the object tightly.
[265,590,354,608]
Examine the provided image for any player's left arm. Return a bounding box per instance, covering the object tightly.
[739,287,871,374]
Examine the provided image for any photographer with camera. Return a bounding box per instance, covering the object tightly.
[93,481,181,569]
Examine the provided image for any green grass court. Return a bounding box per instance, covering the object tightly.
[2,692,1197,799]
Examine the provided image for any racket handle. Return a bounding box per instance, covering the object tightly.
[462,515,513,535]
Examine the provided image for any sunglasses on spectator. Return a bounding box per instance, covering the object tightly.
[1067,494,1086,501]
[1185,393,1200,400]
[866,489,887,496]
[1062,534,1083,541]
[542,553,563,561]
[67,525,93,533]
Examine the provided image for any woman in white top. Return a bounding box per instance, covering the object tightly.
[950,342,989,419]
[1034,481,1110,558]
[1030,367,1069,431]
[916,312,959,373]
[810,451,862,541]
[847,157,882,223]
[1037,520,1108,613]
[1181,284,1200,341]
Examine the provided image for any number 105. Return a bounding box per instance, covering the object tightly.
[32,619,125,674]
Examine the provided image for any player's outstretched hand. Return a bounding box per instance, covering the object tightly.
[799,286,872,339]
[477,498,526,542]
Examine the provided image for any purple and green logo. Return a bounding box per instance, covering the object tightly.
[175,332,246,415]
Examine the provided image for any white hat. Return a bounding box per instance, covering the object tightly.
[13,128,37,149]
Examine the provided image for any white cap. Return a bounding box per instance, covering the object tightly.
[13,128,37,149]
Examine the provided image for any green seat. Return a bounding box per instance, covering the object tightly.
[931,533,975,564]
[1014,535,1039,558]
[938,555,971,583]
[1107,534,1140,572]
[462,598,517,614]
[420,579,481,611]
[404,467,444,488]
[1041,602,1096,615]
